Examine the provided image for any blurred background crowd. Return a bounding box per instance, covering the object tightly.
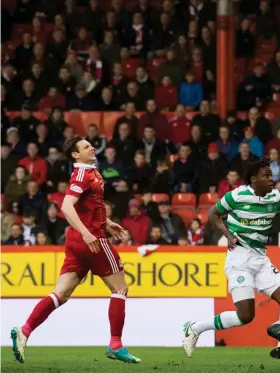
[1,0,280,247]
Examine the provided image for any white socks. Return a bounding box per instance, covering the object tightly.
[191,311,243,334]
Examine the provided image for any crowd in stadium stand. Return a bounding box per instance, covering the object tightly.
[1,0,280,247]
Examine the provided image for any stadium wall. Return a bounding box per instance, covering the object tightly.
[1,246,279,347]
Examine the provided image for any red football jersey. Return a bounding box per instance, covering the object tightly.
[65,163,106,239]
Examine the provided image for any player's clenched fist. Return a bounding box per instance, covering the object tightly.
[82,231,100,253]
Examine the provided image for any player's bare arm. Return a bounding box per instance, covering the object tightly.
[61,195,100,253]
[208,205,237,250]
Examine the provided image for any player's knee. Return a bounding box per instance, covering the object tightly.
[110,281,128,294]
[54,290,71,304]
[237,309,255,324]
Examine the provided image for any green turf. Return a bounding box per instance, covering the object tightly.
[1,347,279,373]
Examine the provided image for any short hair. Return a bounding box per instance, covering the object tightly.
[151,224,162,231]
[63,136,84,162]
[135,149,145,157]
[243,158,271,185]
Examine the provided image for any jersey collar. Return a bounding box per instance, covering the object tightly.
[73,163,96,169]
[247,186,255,195]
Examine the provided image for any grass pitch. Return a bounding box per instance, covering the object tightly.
[1,347,279,373]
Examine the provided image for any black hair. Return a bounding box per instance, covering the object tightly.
[243,158,271,185]
[63,136,84,162]
[151,224,162,231]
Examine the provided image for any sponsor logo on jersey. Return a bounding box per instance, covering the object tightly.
[237,276,245,283]
[267,204,273,212]
[243,205,251,210]
[70,184,83,193]
[241,218,272,226]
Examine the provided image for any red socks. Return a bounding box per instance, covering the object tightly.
[22,293,61,338]
[109,291,127,350]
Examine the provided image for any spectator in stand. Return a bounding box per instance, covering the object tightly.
[99,146,124,186]
[190,48,204,84]
[64,0,81,39]
[46,146,70,190]
[124,12,149,58]
[67,83,96,111]
[265,127,280,155]
[82,71,99,97]
[103,10,121,43]
[218,170,242,198]
[173,144,196,192]
[35,124,52,158]
[1,64,19,106]
[203,69,216,100]
[169,104,191,146]
[18,180,47,221]
[127,149,152,193]
[187,19,199,48]
[6,128,27,158]
[267,50,280,93]
[21,210,37,245]
[153,198,185,244]
[138,99,170,142]
[137,125,167,170]
[36,231,52,245]
[179,70,203,111]
[110,122,136,168]
[230,142,259,177]
[111,0,131,31]
[4,223,25,245]
[1,143,18,192]
[121,199,150,244]
[107,180,134,220]
[120,81,146,111]
[133,0,155,28]
[83,0,104,40]
[214,125,239,162]
[155,75,178,111]
[113,102,138,141]
[26,63,49,98]
[99,30,121,67]
[85,124,106,160]
[105,200,120,225]
[45,108,68,143]
[178,236,188,246]
[150,159,173,194]
[141,191,159,221]
[227,110,247,141]
[48,181,69,218]
[98,87,118,111]
[187,218,204,246]
[31,16,47,44]
[64,52,84,84]
[269,148,280,183]
[198,143,229,193]
[38,86,66,115]
[146,224,169,245]
[111,62,129,103]
[243,106,274,144]
[191,100,221,142]
[1,202,17,243]
[172,34,190,65]
[235,18,255,58]
[256,0,278,40]
[200,26,216,71]
[40,202,67,245]
[12,104,40,145]
[15,32,33,72]
[150,12,177,58]
[186,124,207,160]
[158,49,186,88]
[237,64,271,110]
[63,126,75,144]
[69,27,92,62]
[4,166,30,208]
[56,65,76,97]
[86,45,110,86]
[30,43,50,76]
[242,127,264,158]
[46,29,68,71]
[18,142,48,186]
[115,228,135,246]
[13,78,39,111]
[135,66,155,102]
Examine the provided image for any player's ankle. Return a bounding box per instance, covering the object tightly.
[22,323,32,338]
[110,336,123,350]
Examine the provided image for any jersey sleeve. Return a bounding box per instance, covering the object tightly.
[216,191,236,214]
[66,170,91,198]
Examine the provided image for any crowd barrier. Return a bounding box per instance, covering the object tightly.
[1,245,279,347]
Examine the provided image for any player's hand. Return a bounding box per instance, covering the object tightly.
[227,234,237,250]
[107,222,125,241]
[82,231,100,253]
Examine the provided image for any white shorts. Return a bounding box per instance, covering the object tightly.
[225,245,280,302]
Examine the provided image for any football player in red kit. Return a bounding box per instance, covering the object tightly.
[11,137,141,364]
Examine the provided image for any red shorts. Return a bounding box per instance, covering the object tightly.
[60,237,123,279]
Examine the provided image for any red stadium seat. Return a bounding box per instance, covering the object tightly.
[102,112,123,140]
[64,112,102,136]
[256,39,277,54]
[172,193,196,208]
[11,23,32,40]
[146,58,165,81]
[197,208,209,225]
[172,207,196,226]
[152,193,169,203]
[122,58,144,78]
[236,111,248,120]
[198,193,219,208]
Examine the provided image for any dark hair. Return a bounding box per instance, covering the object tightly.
[151,224,162,231]
[135,149,145,157]
[243,158,271,185]
[63,136,84,162]
[192,218,201,226]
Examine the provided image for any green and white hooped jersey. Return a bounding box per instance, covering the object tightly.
[216,185,280,255]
